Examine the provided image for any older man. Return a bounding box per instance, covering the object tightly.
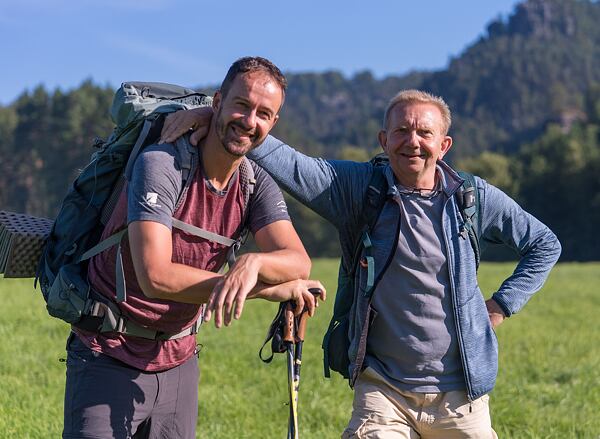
[162,89,560,438]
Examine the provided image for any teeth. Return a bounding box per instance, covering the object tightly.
[232,125,252,137]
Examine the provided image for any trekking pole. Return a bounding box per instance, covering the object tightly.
[283,301,298,439]
[282,288,321,439]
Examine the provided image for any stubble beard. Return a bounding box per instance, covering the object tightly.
[215,109,258,157]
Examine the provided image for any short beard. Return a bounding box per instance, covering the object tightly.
[215,108,257,157]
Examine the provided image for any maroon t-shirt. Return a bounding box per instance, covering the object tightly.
[78,142,290,371]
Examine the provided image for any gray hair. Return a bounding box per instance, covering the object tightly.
[382,89,451,135]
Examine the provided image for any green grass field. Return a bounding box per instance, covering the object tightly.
[0,260,598,438]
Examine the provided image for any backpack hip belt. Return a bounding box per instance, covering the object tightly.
[76,297,201,341]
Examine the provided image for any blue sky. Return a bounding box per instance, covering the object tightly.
[1,0,521,105]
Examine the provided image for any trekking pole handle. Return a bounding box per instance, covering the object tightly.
[283,288,322,343]
[297,288,322,342]
[283,302,295,343]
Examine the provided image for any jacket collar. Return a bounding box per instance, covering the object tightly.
[383,160,464,198]
[436,160,464,197]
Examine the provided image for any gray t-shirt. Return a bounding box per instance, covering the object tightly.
[365,182,465,393]
[128,142,290,233]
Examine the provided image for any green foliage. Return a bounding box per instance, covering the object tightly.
[1,80,114,217]
[456,151,520,197]
[2,0,600,258]
[420,0,600,158]
[516,122,600,260]
[336,145,372,162]
[1,261,599,438]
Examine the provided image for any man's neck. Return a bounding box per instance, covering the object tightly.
[394,171,437,191]
[201,131,242,192]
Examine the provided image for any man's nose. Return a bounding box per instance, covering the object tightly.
[241,110,257,129]
[406,130,420,146]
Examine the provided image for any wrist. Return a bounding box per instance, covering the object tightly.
[244,252,263,277]
[190,106,213,122]
[248,280,269,300]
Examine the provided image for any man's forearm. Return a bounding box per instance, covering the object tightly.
[135,260,223,304]
[250,250,311,284]
[143,261,301,304]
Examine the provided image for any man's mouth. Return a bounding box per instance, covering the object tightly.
[400,152,425,158]
[230,123,255,139]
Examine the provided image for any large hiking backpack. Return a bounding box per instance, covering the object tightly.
[322,155,482,379]
[36,82,256,340]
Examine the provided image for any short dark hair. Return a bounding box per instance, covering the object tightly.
[219,56,287,102]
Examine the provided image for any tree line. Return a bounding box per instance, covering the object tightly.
[1,0,598,260]
[1,79,597,260]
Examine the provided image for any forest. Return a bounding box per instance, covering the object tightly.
[1,0,598,260]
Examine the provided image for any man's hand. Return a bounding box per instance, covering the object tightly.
[203,277,326,329]
[159,107,213,145]
[486,298,506,329]
[203,253,262,328]
[258,279,327,317]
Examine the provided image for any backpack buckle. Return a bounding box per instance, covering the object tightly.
[115,315,127,333]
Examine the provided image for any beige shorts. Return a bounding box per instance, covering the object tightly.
[342,368,498,439]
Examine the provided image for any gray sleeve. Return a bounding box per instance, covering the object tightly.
[247,164,291,234]
[478,178,562,316]
[248,135,372,229]
[127,143,183,229]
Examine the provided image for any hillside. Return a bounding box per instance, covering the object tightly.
[0,0,598,259]
[272,0,600,160]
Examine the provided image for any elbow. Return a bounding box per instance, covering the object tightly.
[544,229,562,264]
[297,252,312,280]
[553,235,562,262]
[136,269,171,300]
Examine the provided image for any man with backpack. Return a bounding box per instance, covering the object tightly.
[162,88,561,438]
[62,57,325,439]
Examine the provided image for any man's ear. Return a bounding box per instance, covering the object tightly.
[378,130,388,152]
[272,114,280,128]
[212,90,222,111]
[439,136,453,159]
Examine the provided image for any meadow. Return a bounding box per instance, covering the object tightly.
[0,260,598,438]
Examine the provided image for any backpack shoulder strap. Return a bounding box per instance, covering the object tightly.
[363,165,387,233]
[322,162,388,379]
[347,164,388,272]
[221,157,256,269]
[240,157,257,206]
[456,171,481,269]
[173,134,197,211]
[346,164,388,295]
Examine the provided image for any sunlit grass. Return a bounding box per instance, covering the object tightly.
[0,261,598,438]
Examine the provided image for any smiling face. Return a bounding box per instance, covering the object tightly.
[378,102,452,188]
[212,71,283,157]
